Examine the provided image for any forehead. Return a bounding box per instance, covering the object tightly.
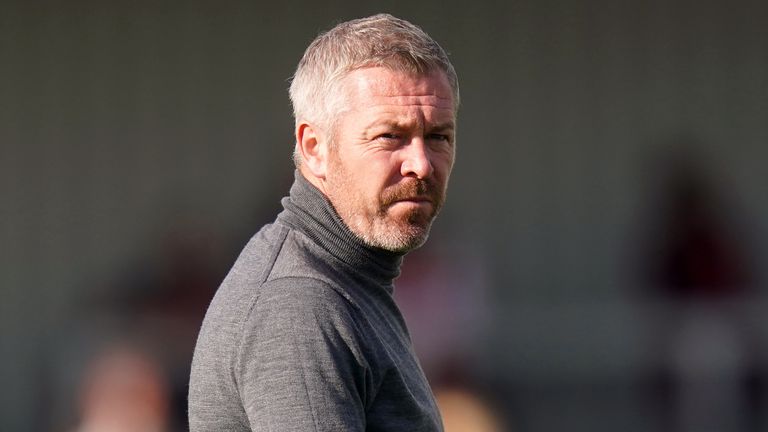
[339,67,456,113]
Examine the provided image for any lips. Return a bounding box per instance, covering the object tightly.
[387,194,436,210]
[395,196,432,203]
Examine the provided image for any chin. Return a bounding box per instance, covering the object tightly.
[391,204,435,225]
[371,222,431,253]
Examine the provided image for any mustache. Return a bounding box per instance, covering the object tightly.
[380,178,442,207]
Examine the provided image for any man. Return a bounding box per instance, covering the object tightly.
[189,13,458,432]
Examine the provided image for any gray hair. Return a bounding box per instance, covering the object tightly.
[289,14,459,164]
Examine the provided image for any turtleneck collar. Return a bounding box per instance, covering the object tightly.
[276,171,404,286]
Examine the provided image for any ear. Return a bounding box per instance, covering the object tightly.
[296,121,328,180]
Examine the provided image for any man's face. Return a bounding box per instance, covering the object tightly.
[322,67,456,253]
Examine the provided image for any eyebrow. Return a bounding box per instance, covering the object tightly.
[428,122,455,132]
[365,120,455,133]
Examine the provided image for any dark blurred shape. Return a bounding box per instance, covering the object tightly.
[49,220,228,431]
[641,141,760,432]
[649,148,751,298]
[73,344,170,432]
[108,220,224,320]
[113,223,226,431]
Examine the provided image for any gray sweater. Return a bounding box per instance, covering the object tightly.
[188,172,443,432]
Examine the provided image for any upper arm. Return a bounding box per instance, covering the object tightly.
[235,278,370,432]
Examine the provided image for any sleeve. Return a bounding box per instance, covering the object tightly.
[234,277,371,432]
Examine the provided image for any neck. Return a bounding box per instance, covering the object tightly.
[277,171,404,286]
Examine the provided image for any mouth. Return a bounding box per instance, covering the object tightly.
[387,197,435,216]
[393,196,432,204]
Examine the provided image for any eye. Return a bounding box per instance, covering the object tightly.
[427,134,452,145]
[374,133,404,146]
[377,133,400,141]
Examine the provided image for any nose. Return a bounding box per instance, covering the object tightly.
[400,138,434,179]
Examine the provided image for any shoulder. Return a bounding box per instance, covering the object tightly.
[224,223,291,286]
[234,280,372,431]
[236,276,369,361]
[246,276,361,337]
[234,276,372,389]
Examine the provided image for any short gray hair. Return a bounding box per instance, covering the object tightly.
[289,14,459,164]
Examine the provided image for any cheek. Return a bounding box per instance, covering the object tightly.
[341,162,386,199]
[432,152,455,178]
[365,154,403,183]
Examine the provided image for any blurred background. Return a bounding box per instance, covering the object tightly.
[2,0,767,431]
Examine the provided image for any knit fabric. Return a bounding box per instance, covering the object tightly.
[189,171,443,432]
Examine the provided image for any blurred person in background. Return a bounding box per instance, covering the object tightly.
[73,344,170,432]
[642,147,760,432]
[189,13,459,432]
[435,386,505,432]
